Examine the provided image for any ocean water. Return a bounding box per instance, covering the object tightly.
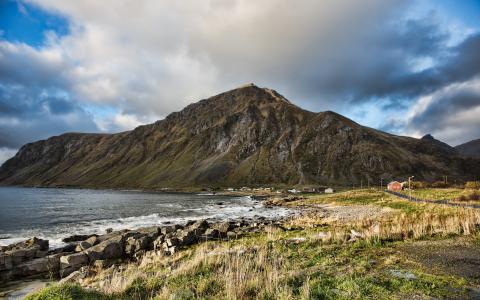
[0,187,291,248]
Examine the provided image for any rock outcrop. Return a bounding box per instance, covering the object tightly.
[0,217,278,283]
[1,84,478,187]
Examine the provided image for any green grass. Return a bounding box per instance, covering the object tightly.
[27,232,474,299]
[26,189,479,299]
[398,188,470,201]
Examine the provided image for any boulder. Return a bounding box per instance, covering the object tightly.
[125,235,150,256]
[203,228,220,240]
[177,230,197,246]
[62,235,95,243]
[189,219,209,231]
[160,224,183,235]
[12,254,61,278]
[165,237,179,247]
[85,235,99,246]
[93,259,118,270]
[60,253,88,276]
[85,235,124,261]
[153,235,165,250]
[212,222,236,234]
[75,241,92,252]
[0,254,13,271]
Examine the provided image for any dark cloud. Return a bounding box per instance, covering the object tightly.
[0,84,98,149]
[1,0,479,154]
[400,77,480,146]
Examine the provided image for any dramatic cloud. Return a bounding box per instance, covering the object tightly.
[0,0,479,164]
[402,76,480,146]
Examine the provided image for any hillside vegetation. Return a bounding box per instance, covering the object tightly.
[1,84,479,188]
[26,189,480,299]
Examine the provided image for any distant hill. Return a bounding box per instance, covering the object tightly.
[1,84,479,188]
[455,139,480,159]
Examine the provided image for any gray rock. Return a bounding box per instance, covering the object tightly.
[212,222,235,234]
[12,254,61,277]
[161,224,183,235]
[60,253,88,276]
[62,235,93,243]
[165,238,179,247]
[85,235,124,261]
[75,241,92,252]
[85,235,99,246]
[189,219,209,231]
[203,228,220,239]
[93,259,118,269]
[125,235,150,256]
[0,254,13,271]
[177,230,198,245]
[153,235,165,250]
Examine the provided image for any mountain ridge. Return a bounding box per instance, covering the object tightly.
[455,139,480,159]
[1,84,479,188]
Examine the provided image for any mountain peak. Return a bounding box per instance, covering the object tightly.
[421,134,435,140]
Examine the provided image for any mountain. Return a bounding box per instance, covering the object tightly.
[1,84,478,188]
[455,139,480,159]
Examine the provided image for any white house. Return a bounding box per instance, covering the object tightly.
[325,188,334,194]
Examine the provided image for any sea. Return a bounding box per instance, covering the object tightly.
[0,187,291,248]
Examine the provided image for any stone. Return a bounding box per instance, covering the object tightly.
[85,235,124,261]
[85,235,99,246]
[59,270,83,284]
[203,228,220,239]
[105,228,113,234]
[153,235,165,250]
[93,259,117,269]
[125,235,150,256]
[75,241,92,252]
[60,252,88,276]
[12,254,61,277]
[189,219,209,230]
[177,230,198,246]
[160,225,183,235]
[165,237,179,247]
[213,222,235,234]
[0,254,13,271]
[62,235,94,243]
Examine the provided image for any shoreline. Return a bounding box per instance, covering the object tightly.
[0,210,294,288]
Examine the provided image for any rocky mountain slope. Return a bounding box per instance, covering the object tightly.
[1,84,478,188]
[455,139,480,159]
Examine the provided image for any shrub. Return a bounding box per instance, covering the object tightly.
[465,181,480,189]
[431,181,448,188]
[469,191,480,201]
[411,181,427,189]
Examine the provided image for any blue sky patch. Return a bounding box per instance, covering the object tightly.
[0,0,69,47]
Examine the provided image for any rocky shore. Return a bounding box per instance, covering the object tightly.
[0,215,288,286]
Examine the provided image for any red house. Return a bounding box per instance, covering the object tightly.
[387,181,402,191]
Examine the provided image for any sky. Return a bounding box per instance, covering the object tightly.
[0,0,479,164]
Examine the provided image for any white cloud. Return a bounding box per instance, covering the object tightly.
[0,147,17,165]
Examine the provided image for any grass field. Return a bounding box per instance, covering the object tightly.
[26,189,480,299]
[397,188,479,202]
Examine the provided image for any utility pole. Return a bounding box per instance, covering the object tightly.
[361,179,363,189]
[408,176,414,200]
[380,178,383,190]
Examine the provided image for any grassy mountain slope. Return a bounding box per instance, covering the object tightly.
[0,84,478,188]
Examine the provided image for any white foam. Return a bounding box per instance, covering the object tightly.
[0,196,294,249]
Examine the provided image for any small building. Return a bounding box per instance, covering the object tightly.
[387,181,402,191]
[325,188,334,194]
[287,189,301,194]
